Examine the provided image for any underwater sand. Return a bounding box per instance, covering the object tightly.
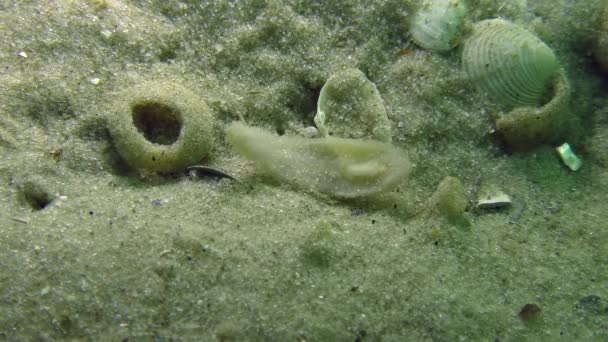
[0,0,607,340]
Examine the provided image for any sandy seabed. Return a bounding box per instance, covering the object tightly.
[0,0,607,340]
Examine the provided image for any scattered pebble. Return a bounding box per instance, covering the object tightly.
[575,295,602,314]
[556,142,582,171]
[518,303,541,321]
[100,30,113,39]
[300,126,319,138]
[351,207,365,216]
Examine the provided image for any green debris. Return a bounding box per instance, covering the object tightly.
[431,176,470,228]
[299,220,341,268]
[556,142,582,171]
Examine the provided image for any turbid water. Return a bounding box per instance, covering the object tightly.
[1,0,607,340]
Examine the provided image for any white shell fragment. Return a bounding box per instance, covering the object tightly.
[462,19,559,109]
[476,188,512,210]
[556,142,582,171]
[410,0,468,52]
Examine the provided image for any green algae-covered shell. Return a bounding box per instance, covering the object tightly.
[107,80,215,174]
[495,68,571,150]
[315,68,391,143]
[410,0,468,52]
[462,19,559,109]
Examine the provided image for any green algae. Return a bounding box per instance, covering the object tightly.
[430,176,470,228]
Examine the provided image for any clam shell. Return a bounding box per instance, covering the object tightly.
[462,19,559,108]
[410,0,468,52]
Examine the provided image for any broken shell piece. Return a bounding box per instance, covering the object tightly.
[315,68,392,142]
[410,0,468,52]
[476,188,512,210]
[186,165,238,181]
[556,142,582,171]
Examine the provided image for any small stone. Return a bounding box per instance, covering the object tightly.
[575,295,602,314]
[351,207,365,216]
[40,286,51,296]
[519,303,541,321]
[300,126,318,138]
[18,51,27,58]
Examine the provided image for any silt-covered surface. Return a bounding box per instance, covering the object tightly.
[0,0,607,340]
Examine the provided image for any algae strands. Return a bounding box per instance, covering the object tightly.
[225,122,411,198]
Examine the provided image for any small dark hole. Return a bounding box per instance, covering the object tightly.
[131,101,182,145]
[301,82,322,127]
[519,303,542,321]
[22,182,52,211]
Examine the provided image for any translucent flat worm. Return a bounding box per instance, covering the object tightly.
[225,122,411,198]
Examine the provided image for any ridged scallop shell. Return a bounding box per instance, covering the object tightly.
[410,0,468,52]
[462,19,560,109]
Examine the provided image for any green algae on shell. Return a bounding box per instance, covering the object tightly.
[107,80,215,174]
[495,68,571,150]
[409,0,468,52]
[315,68,392,143]
[224,122,410,198]
[462,19,560,109]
